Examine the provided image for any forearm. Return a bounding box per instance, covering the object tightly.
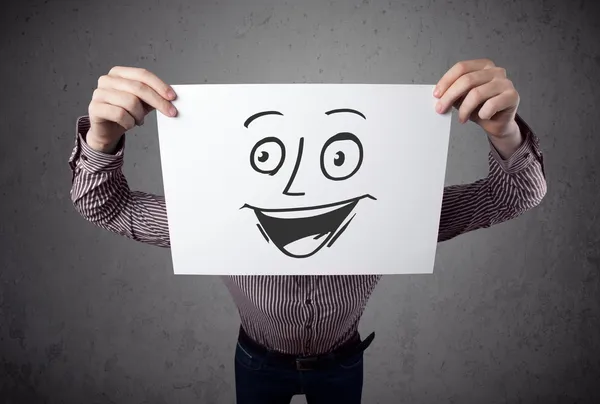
[71,168,170,247]
[69,116,171,248]
[86,129,123,154]
[486,119,523,159]
[71,168,129,229]
[438,178,493,242]
[438,115,547,242]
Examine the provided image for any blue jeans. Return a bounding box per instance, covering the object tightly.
[234,335,365,404]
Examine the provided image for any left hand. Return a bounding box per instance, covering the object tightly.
[434,58,520,140]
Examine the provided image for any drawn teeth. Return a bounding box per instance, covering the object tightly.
[260,203,351,219]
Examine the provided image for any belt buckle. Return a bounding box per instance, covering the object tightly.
[296,356,318,371]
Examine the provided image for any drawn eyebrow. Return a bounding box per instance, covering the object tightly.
[325,108,366,120]
[244,111,284,128]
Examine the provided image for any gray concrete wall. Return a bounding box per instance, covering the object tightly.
[1,0,599,403]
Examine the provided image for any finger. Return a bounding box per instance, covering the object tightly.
[98,75,177,118]
[434,58,496,98]
[457,79,506,123]
[478,88,520,120]
[108,66,176,101]
[92,88,146,125]
[88,101,136,131]
[436,68,503,113]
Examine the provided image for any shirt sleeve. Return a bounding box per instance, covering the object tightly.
[437,114,547,242]
[69,116,171,248]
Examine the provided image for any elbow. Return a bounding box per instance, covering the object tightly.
[491,176,547,225]
[534,178,548,208]
[510,166,548,213]
[71,200,91,223]
[525,175,548,211]
[506,177,548,218]
[71,195,102,225]
[70,179,97,223]
[70,187,117,227]
[71,187,96,223]
[71,189,90,220]
[527,161,548,209]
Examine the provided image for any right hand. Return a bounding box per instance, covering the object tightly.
[86,66,178,153]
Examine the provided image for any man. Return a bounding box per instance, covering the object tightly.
[69,58,546,403]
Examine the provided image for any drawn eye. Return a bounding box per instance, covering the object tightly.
[320,132,363,181]
[250,137,286,175]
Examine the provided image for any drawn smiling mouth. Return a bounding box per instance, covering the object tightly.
[241,194,376,258]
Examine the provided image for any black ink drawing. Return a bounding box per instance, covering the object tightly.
[240,109,377,258]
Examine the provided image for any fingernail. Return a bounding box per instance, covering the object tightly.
[169,106,177,117]
[435,102,443,113]
[433,87,440,97]
[167,89,176,100]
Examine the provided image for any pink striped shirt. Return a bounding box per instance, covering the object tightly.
[69,114,546,355]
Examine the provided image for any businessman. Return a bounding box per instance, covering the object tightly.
[69,58,546,403]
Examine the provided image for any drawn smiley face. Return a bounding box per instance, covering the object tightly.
[241,109,376,259]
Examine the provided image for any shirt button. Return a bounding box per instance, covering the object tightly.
[305,298,312,305]
[306,324,311,329]
[81,155,88,161]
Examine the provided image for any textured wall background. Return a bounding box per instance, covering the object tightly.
[1,0,599,403]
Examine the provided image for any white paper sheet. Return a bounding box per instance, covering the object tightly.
[156,84,451,275]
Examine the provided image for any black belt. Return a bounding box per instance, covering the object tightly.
[238,326,375,371]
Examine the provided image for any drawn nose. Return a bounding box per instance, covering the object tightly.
[282,138,306,196]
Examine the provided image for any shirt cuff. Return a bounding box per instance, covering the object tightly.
[69,115,125,174]
[488,114,544,175]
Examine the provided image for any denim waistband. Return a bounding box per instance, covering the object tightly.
[237,325,375,370]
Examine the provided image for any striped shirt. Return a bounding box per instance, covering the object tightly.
[69,114,546,355]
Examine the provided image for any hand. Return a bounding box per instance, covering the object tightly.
[433,59,520,140]
[86,66,178,153]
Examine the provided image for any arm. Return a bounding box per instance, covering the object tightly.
[438,114,546,242]
[69,116,170,247]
